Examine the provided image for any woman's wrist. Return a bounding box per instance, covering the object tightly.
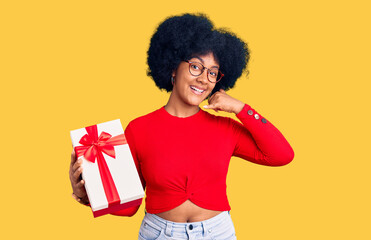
[234,101,245,115]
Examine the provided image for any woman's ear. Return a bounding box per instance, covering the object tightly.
[171,70,176,86]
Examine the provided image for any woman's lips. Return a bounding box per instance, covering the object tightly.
[190,86,205,95]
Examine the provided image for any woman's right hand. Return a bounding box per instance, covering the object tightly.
[69,149,89,204]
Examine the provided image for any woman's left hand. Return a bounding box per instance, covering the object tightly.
[204,89,245,114]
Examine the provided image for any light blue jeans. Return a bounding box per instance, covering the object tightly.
[138,211,237,240]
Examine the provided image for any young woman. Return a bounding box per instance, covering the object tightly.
[69,13,294,240]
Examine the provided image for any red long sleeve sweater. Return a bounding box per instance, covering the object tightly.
[111,104,294,217]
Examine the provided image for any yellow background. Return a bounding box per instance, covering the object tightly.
[1,0,370,239]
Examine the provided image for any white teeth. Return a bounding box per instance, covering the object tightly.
[191,86,205,93]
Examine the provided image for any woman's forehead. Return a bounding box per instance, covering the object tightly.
[189,53,220,68]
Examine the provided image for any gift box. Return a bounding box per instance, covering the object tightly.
[70,119,144,217]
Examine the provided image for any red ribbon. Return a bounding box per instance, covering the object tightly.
[75,124,127,207]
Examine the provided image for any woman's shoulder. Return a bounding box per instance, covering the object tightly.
[127,106,163,128]
[201,110,243,139]
[202,109,238,124]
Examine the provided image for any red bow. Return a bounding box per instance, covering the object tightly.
[74,124,127,206]
[75,126,127,163]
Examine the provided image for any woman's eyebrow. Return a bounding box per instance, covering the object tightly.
[193,56,204,64]
[192,56,219,68]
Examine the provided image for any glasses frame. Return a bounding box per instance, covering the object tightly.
[183,60,224,83]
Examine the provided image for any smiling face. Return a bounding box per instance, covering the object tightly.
[171,52,219,107]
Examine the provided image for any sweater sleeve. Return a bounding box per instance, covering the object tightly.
[232,104,294,166]
[110,121,146,217]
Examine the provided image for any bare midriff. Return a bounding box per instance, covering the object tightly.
[155,199,223,223]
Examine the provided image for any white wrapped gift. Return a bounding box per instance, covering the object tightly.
[70,119,144,217]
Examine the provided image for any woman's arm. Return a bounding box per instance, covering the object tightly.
[205,89,294,166]
[232,104,294,166]
[110,204,142,217]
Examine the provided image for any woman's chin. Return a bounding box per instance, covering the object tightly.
[186,98,205,107]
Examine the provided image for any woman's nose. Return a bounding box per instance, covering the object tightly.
[197,70,209,84]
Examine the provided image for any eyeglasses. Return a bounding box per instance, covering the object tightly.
[183,60,224,83]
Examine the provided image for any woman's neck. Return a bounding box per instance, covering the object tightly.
[164,93,200,118]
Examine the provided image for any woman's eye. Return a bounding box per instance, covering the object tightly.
[209,71,217,76]
[191,64,199,70]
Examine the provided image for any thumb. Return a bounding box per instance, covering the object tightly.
[203,104,219,112]
[219,88,226,93]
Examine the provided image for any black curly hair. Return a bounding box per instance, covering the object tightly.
[147,13,250,96]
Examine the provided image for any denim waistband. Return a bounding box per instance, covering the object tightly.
[143,211,230,234]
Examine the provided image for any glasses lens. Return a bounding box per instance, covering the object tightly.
[189,62,203,76]
[208,68,220,82]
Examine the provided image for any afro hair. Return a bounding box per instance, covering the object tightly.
[147,13,250,96]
